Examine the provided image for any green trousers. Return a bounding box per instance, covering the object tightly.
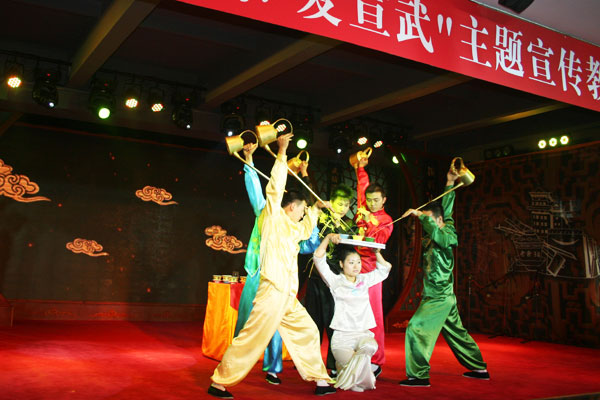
[405,294,486,379]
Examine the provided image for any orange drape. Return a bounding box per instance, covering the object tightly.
[201,282,291,361]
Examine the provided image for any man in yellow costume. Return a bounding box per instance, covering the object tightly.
[209,133,334,399]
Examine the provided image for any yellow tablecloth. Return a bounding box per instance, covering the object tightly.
[201,282,244,360]
[201,281,291,361]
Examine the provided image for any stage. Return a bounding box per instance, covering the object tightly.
[1,321,599,400]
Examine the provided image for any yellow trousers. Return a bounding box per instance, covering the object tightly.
[211,279,331,387]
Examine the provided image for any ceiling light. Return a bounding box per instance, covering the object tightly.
[148,87,164,112]
[89,79,115,120]
[124,84,141,109]
[4,61,23,88]
[32,71,59,108]
[172,96,193,130]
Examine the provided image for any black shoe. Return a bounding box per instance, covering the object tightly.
[463,371,490,380]
[329,370,337,378]
[315,386,336,396]
[399,378,430,387]
[373,365,382,378]
[208,385,234,399]
[265,373,281,385]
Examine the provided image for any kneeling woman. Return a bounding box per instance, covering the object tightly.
[313,233,392,392]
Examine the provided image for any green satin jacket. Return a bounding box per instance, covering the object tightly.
[418,185,458,299]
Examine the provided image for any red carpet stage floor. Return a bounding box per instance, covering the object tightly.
[1,321,599,400]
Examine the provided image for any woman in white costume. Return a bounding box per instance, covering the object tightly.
[313,233,392,392]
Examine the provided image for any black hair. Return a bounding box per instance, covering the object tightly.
[422,201,444,219]
[365,183,386,198]
[330,184,353,201]
[282,188,308,208]
[333,245,360,270]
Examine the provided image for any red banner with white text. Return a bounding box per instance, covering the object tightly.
[177,0,600,112]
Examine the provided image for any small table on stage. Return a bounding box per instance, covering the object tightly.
[201,281,245,360]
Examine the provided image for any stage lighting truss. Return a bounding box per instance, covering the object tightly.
[32,70,60,108]
[4,61,24,88]
[89,79,116,119]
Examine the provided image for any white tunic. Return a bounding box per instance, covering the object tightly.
[313,254,391,332]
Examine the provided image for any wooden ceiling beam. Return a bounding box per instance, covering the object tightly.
[319,73,470,127]
[204,34,338,109]
[0,112,23,137]
[414,102,570,140]
[68,0,160,88]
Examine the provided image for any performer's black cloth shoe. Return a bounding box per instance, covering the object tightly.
[373,365,382,378]
[315,386,336,396]
[265,373,281,385]
[329,370,337,378]
[399,378,430,387]
[208,385,234,399]
[463,371,490,380]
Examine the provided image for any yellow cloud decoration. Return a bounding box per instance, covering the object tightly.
[66,238,109,257]
[205,225,246,254]
[135,185,178,206]
[0,159,51,203]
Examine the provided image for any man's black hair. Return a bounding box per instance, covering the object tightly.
[422,201,444,219]
[365,183,386,198]
[330,184,353,201]
[282,188,308,208]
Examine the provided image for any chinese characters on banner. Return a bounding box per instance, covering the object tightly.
[175,0,600,112]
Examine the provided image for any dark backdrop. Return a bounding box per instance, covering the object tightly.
[0,120,401,307]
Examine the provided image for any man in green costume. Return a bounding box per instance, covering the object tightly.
[399,168,489,387]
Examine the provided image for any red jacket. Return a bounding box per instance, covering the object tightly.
[355,167,393,273]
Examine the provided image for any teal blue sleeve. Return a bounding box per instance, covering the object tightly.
[299,225,321,254]
[244,163,266,217]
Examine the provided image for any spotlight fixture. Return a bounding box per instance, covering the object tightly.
[255,102,271,126]
[32,70,59,108]
[172,101,193,130]
[148,87,164,112]
[89,79,115,120]
[328,125,351,155]
[370,126,384,148]
[124,84,141,109]
[392,155,399,164]
[357,136,368,145]
[294,112,314,150]
[221,100,245,137]
[4,61,24,89]
[537,135,570,151]
[484,144,514,159]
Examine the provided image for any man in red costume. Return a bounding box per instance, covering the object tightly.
[353,156,394,377]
